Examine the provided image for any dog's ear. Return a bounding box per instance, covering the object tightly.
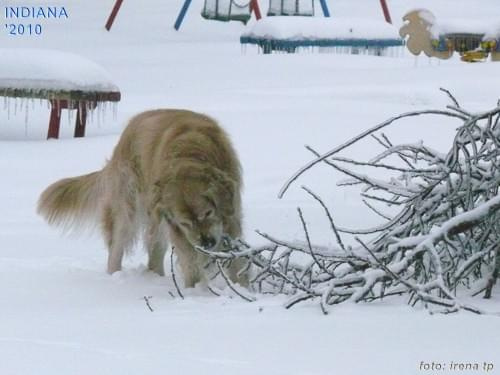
[153,176,175,200]
[207,168,238,217]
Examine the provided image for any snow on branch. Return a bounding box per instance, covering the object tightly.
[195,92,500,314]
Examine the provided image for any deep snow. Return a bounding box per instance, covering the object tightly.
[1,1,500,374]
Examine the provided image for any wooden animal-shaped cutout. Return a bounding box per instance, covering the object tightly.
[399,9,453,59]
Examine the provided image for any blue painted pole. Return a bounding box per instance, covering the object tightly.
[174,0,193,30]
[318,0,330,17]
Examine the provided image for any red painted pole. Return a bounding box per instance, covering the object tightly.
[105,0,124,31]
[47,100,62,139]
[250,0,262,20]
[379,0,392,24]
[74,102,87,138]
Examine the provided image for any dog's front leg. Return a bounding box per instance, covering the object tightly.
[145,220,169,276]
[169,228,208,287]
[227,258,250,288]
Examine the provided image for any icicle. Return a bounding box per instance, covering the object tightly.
[90,102,95,124]
[67,101,72,125]
[77,102,82,126]
[6,97,11,120]
[102,101,106,124]
[97,102,102,127]
[24,97,29,136]
[95,102,99,127]
[96,103,102,128]
[70,103,75,124]
[101,102,105,125]
[112,102,118,121]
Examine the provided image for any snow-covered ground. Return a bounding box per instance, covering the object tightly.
[1,1,500,374]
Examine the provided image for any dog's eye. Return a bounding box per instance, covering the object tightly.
[178,221,192,229]
[203,194,217,209]
[204,209,214,219]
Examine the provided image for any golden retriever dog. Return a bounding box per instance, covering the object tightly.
[38,109,247,287]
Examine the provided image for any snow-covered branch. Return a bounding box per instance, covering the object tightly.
[196,94,500,314]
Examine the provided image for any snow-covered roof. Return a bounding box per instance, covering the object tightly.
[242,16,402,41]
[0,48,120,100]
[415,9,500,39]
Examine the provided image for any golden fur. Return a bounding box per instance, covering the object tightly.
[38,109,247,287]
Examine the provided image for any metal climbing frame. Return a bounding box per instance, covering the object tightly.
[104,0,391,32]
[174,0,262,30]
[267,0,330,17]
[266,0,392,23]
[267,0,314,17]
[202,0,252,23]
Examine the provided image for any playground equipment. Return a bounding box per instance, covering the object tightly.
[400,9,500,62]
[105,1,393,33]
[267,0,318,17]
[240,1,402,54]
[201,0,252,23]
[175,0,261,30]
[241,17,403,54]
[105,0,123,31]
[266,0,392,22]
[104,0,262,31]
[265,0,393,21]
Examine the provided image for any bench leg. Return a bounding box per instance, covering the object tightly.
[74,103,87,138]
[48,100,62,139]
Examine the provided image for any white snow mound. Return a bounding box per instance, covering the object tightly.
[242,16,402,40]
[0,48,119,93]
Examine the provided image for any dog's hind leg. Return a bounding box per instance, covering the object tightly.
[145,220,168,276]
[224,219,249,287]
[102,202,138,274]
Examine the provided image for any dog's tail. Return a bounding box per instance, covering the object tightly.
[37,170,103,230]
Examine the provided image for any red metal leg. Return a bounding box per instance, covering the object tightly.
[74,102,87,138]
[105,0,124,31]
[47,100,62,139]
[250,0,262,20]
[379,0,392,24]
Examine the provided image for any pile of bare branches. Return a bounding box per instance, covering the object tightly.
[193,90,500,314]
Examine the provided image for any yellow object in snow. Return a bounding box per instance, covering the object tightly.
[461,50,488,62]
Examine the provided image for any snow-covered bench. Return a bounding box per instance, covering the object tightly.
[241,17,404,54]
[0,48,121,139]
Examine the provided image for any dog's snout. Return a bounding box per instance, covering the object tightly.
[201,236,216,249]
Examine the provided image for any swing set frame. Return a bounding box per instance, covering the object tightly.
[174,0,262,30]
[104,0,393,32]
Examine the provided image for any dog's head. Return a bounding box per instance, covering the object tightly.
[157,163,239,250]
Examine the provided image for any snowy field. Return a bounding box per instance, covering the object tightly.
[1,1,500,374]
